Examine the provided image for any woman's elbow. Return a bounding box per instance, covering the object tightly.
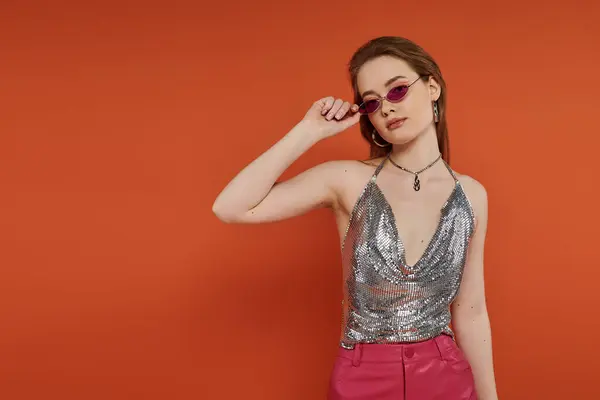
[212,201,238,224]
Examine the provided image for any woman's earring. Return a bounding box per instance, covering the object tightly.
[433,101,440,123]
[371,131,390,147]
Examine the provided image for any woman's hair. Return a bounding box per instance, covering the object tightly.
[348,36,449,163]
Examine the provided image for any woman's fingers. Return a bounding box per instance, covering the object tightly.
[320,97,335,115]
[325,99,344,120]
[316,97,360,123]
[332,102,348,120]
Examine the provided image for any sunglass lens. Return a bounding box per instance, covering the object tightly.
[359,99,380,114]
[387,86,409,102]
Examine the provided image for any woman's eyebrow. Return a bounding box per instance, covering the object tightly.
[360,75,408,97]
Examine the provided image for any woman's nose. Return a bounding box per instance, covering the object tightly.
[380,98,396,115]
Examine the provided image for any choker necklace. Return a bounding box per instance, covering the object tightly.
[388,153,443,191]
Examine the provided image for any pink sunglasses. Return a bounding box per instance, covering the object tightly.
[358,76,422,114]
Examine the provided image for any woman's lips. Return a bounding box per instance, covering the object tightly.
[387,117,407,129]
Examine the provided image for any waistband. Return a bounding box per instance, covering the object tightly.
[336,334,455,366]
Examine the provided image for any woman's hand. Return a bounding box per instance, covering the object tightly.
[301,97,361,140]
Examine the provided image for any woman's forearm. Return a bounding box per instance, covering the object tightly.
[453,310,498,400]
[212,121,320,219]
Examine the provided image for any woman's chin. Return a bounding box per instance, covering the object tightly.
[383,132,417,146]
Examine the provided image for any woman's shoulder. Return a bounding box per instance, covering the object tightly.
[454,172,486,198]
[313,157,384,199]
[315,157,385,175]
[454,172,488,220]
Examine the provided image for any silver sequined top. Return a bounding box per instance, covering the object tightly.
[339,154,475,349]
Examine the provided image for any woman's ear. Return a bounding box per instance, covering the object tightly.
[428,76,441,102]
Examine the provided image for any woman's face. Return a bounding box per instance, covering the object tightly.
[356,56,440,145]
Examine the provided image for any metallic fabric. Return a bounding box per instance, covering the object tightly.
[339,155,475,348]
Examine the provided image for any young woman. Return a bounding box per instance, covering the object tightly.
[213,36,498,400]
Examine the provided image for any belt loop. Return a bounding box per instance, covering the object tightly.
[433,335,447,362]
[352,343,362,367]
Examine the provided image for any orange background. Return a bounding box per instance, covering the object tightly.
[2,1,600,399]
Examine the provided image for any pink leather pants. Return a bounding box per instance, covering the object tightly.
[328,334,477,400]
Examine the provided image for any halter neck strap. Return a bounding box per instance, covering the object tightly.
[370,153,391,182]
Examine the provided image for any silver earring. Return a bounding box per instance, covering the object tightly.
[433,101,440,123]
[371,131,390,148]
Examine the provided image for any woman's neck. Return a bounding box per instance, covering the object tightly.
[388,128,441,171]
